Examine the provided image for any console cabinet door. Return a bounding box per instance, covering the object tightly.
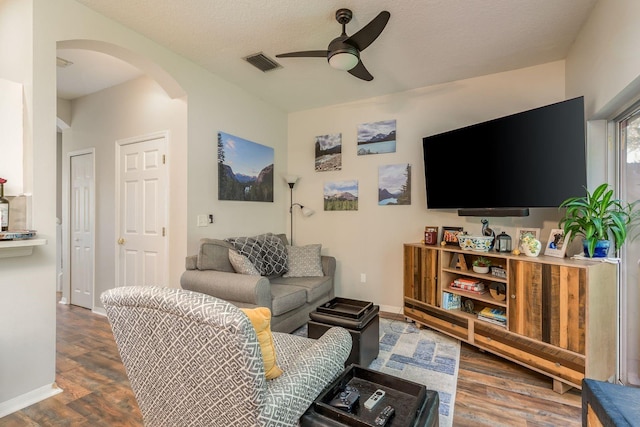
[403,244,438,306]
[509,260,586,354]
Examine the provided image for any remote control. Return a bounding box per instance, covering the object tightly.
[375,405,395,426]
[364,389,385,409]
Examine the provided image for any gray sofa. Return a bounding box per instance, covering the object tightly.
[180,233,335,333]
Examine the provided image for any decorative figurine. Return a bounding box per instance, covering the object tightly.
[481,219,496,251]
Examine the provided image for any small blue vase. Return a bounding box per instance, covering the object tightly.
[583,239,610,258]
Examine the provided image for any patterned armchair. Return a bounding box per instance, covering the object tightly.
[101,286,351,427]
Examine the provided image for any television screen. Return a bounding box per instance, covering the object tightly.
[422,97,586,214]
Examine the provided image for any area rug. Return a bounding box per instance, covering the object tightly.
[293,317,460,427]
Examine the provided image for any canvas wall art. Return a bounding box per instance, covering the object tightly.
[357,119,396,155]
[315,133,342,172]
[217,131,274,202]
[324,180,358,211]
[378,163,411,205]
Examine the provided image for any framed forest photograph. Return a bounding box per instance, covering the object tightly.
[324,180,358,211]
[217,131,274,202]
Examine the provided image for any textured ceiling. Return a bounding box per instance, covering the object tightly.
[63,0,598,112]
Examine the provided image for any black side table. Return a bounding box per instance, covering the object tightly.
[308,297,380,367]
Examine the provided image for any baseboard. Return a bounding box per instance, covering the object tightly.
[0,383,62,418]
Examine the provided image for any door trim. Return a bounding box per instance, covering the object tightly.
[61,148,96,308]
[114,131,170,288]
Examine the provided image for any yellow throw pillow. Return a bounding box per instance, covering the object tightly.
[240,307,283,379]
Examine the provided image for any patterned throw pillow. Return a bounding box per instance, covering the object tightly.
[226,233,288,276]
[283,244,324,277]
[228,250,261,275]
[258,234,288,276]
[240,307,283,380]
[225,235,265,273]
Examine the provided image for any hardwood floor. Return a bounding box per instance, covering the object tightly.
[2,302,581,426]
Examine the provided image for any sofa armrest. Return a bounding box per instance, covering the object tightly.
[180,270,272,309]
[263,327,351,425]
[321,255,336,278]
[185,254,197,270]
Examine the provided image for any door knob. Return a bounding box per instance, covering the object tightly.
[118,238,125,245]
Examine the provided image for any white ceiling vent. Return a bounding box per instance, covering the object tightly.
[244,52,282,72]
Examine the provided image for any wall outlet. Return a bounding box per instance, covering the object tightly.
[360,273,366,283]
[197,214,208,227]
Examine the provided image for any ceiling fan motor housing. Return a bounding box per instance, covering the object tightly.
[328,37,359,61]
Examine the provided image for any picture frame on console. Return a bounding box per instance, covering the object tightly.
[442,226,463,246]
[424,226,438,245]
[516,227,541,250]
[544,228,571,258]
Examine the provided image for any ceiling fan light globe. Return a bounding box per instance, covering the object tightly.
[328,51,359,71]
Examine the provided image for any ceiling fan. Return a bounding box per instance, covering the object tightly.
[276,8,390,81]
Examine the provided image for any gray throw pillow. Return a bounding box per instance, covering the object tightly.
[283,244,324,277]
[225,235,265,273]
[228,250,261,275]
[226,233,288,276]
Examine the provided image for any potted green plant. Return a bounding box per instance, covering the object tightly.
[558,183,640,257]
[472,256,491,273]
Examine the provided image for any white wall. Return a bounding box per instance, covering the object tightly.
[0,0,59,414]
[566,0,640,386]
[288,61,567,313]
[62,76,188,305]
[1,0,288,413]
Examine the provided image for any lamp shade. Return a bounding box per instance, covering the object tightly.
[284,175,299,185]
[328,52,359,71]
[301,206,315,217]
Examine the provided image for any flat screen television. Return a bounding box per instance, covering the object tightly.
[422,96,586,217]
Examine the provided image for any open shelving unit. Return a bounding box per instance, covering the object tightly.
[403,242,617,394]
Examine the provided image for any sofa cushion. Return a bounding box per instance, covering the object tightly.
[270,284,307,316]
[229,250,261,276]
[197,239,236,272]
[271,276,333,304]
[260,234,288,276]
[283,244,323,277]
[240,307,283,380]
[226,233,288,277]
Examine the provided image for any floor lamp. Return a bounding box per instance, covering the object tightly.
[285,175,314,245]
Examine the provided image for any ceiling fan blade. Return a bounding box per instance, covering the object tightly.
[276,50,328,58]
[348,60,373,81]
[346,11,390,51]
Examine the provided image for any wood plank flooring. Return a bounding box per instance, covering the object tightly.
[2,301,582,426]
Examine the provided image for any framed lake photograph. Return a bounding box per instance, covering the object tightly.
[217,131,274,202]
[378,163,411,205]
[357,119,396,155]
[315,133,342,172]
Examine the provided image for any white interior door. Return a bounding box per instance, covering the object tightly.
[70,152,94,309]
[117,133,168,287]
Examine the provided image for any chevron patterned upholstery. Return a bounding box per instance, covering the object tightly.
[101,286,351,427]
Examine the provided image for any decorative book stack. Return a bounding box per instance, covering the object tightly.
[450,278,488,294]
[442,292,461,310]
[477,306,507,327]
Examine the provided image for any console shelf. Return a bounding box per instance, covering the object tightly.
[403,242,616,393]
[0,238,47,258]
